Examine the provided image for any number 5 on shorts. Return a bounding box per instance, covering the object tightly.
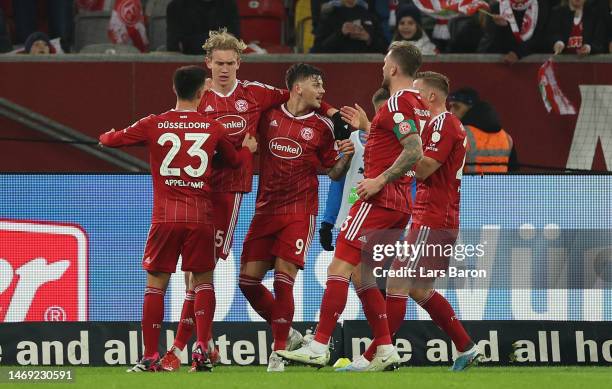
[215,230,224,248]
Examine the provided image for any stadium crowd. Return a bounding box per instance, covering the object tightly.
[0,0,610,56]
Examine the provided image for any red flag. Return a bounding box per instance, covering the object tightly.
[413,0,489,18]
[108,0,148,52]
[537,59,577,115]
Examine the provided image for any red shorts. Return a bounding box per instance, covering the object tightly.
[335,201,410,266]
[142,222,216,273]
[390,223,459,281]
[241,213,316,269]
[211,192,243,261]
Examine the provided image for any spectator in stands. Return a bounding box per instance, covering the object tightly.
[391,4,438,55]
[0,8,12,53]
[448,88,518,173]
[446,13,485,53]
[166,0,240,54]
[549,0,607,55]
[478,0,551,64]
[12,0,73,52]
[312,0,388,53]
[24,31,54,54]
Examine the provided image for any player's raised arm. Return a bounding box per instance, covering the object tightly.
[98,116,151,147]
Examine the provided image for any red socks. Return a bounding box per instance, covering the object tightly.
[419,290,472,352]
[142,286,165,359]
[356,286,392,348]
[194,283,215,346]
[362,293,408,361]
[173,290,195,350]
[314,275,349,345]
[272,272,295,351]
[239,275,275,323]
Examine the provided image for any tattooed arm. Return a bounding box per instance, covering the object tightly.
[356,134,423,200]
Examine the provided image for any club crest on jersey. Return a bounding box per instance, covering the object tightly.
[235,99,248,112]
[269,137,302,159]
[217,114,247,136]
[431,131,441,143]
[399,121,412,134]
[300,127,314,141]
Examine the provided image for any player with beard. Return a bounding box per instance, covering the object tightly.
[278,41,429,372]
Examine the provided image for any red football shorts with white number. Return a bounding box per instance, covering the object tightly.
[142,222,216,273]
[212,192,243,261]
[241,214,316,269]
[335,200,410,266]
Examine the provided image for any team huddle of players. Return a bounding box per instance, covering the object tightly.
[99,29,480,373]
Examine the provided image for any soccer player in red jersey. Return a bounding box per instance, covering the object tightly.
[358,71,479,372]
[278,41,428,371]
[162,29,339,370]
[99,66,257,372]
[239,63,354,372]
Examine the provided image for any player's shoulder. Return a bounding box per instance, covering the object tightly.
[433,112,464,136]
[313,113,334,134]
[387,89,420,111]
[241,79,277,92]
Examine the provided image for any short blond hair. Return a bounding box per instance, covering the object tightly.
[202,28,247,58]
[416,71,450,96]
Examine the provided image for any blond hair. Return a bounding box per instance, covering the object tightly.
[416,71,450,96]
[202,28,247,58]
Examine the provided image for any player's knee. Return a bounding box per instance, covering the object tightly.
[408,288,432,302]
[191,270,213,286]
[327,257,354,279]
[274,258,298,278]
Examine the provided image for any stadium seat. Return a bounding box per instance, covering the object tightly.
[147,15,166,51]
[238,0,286,46]
[74,11,112,52]
[79,43,140,54]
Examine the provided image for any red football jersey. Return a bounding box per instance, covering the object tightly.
[364,88,429,213]
[412,111,467,229]
[255,104,340,215]
[99,110,251,224]
[197,80,289,193]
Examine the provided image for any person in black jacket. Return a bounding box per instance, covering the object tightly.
[478,0,551,64]
[312,0,388,53]
[166,0,240,54]
[448,88,519,172]
[548,0,607,55]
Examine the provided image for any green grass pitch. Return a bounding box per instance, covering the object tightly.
[11,366,611,389]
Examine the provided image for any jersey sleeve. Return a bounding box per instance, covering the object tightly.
[322,174,346,225]
[215,131,252,168]
[317,120,340,168]
[99,115,152,147]
[424,119,459,164]
[246,81,289,111]
[385,96,419,141]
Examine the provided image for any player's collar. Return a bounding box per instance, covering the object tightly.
[171,108,197,112]
[211,80,239,98]
[396,88,420,95]
[429,111,449,124]
[281,104,315,120]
